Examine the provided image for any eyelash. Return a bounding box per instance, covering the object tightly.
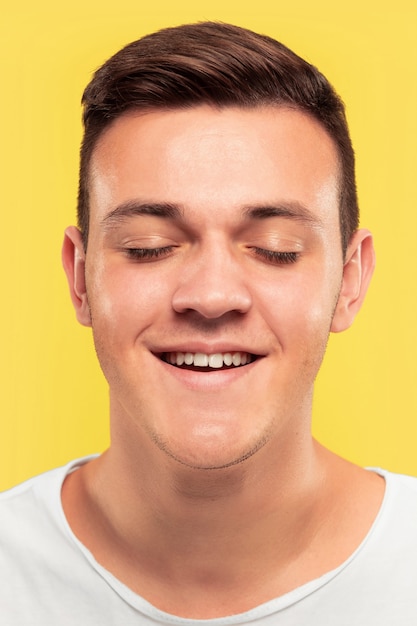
[125,246,174,260]
[252,248,299,265]
[125,246,299,265]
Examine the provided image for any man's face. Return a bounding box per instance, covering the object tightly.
[76,105,348,469]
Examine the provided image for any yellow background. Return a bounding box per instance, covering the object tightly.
[1,0,416,490]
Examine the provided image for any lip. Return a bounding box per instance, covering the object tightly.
[156,353,261,391]
[150,342,266,356]
[148,341,267,390]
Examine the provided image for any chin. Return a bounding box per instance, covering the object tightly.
[153,428,269,471]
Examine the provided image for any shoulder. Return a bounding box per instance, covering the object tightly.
[350,469,417,574]
[0,456,98,577]
[0,456,97,545]
[371,468,417,515]
[375,469,417,544]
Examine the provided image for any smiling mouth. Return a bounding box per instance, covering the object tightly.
[160,351,257,371]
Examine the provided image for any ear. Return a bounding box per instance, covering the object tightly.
[62,226,92,327]
[331,229,375,333]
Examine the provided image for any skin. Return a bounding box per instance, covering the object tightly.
[62,105,382,618]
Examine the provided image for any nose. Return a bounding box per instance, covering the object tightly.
[171,243,252,319]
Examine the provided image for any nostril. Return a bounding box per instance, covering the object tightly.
[171,277,253,318]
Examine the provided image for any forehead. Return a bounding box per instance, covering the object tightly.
[88,105,341,229]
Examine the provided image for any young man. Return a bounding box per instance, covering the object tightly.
[1,22,417,624]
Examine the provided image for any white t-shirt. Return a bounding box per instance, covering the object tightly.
[1,457,417,624]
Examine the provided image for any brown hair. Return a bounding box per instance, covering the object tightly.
[78,21,358,254]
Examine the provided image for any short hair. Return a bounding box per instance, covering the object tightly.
[78,21,358,254]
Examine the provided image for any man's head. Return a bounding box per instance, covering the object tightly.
[77,21,358,255]
[63,23,374,470]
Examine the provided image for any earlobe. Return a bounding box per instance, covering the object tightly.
[62,226,92,327]
[331,229,375,333]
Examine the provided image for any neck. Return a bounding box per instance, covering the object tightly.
[80,419,325,558]
[62,422,385,618]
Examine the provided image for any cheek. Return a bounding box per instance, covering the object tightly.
[87,263,171,333]
[256,268,341,346]
[85,266,160,387]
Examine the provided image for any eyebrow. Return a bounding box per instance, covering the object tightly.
[101,199,323,229]
[242,202,323,226]
[101,201,183,228]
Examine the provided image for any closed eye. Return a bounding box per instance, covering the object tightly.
[125,246,175,260]
[252,247,299,265]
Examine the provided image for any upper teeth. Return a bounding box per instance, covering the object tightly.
[166,352,251,368]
